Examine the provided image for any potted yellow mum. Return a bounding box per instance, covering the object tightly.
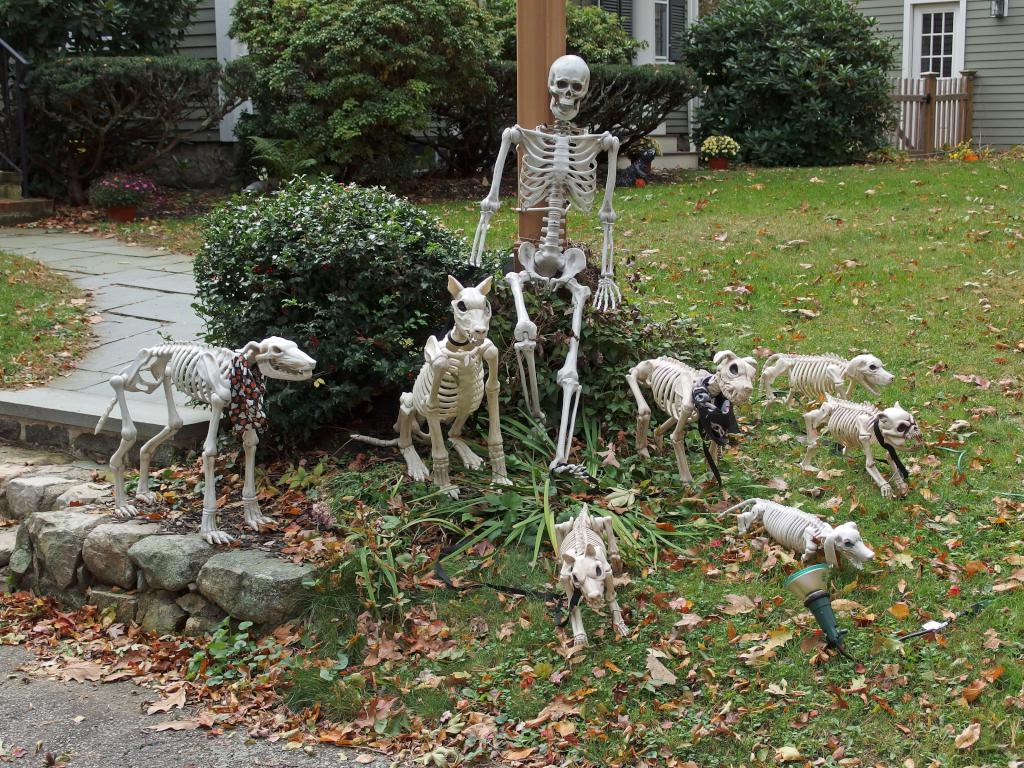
[700,135,740,170]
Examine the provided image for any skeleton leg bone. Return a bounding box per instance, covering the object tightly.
[242,427,271,531]
[505,271,543,422]
[625,361,654,459]
[448,412,485,470]
[199,400,233,545]
[799,403,830,472]
[482,342,510,485]
[396,393,430,482]
[669,413,695,484]
[859,430,895,498]
[108,374,139,521]
[427,412,457,497]
[605,578,628,637]
[135,361,180,506]
[551,280,591,472]
[652,415,677,452]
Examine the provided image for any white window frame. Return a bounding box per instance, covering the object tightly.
[214,0,251,142]
[901,0,966,78]
[654,0,670,61]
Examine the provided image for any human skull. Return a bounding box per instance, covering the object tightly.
[713,350,758,404]
[548,55,590,122]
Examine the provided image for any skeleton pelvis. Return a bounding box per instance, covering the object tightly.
[518,242,586,283]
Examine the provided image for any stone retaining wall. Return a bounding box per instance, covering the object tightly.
[1,454,314,635]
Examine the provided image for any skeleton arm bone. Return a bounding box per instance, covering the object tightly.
[593,133,621,312]
[470,127,521,266]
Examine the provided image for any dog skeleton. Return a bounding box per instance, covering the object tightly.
[730,498,874,569]
[95,337,315,544]
[470,55,621,474]
[555,505,627,648]
[760,352,895,405]
[799,397,921,498]
[351,276,508,498]
[626,351,757,484]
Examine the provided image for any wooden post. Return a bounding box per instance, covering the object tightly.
[922,73,938,156]
[516,0,565,255]
[960,70,976,142]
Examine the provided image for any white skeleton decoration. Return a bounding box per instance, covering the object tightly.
[95,337,316,544]
[626,351,758,484]
[470,54,621,473]
[729,498,875,570]
[555,504,628,648]
[799,397,921,498]
[351,276,508,498]
[760,352,895,405]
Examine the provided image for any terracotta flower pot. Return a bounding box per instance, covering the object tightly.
[106,204,137,223]
[708,157,730,171]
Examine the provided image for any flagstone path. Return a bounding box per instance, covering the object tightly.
[0,229,211,451]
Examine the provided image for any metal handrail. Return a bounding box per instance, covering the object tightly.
[0,36,30,197]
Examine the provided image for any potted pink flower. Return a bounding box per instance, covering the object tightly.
[87,172,157,222]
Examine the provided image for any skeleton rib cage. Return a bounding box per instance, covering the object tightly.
[817,397,879,447]
[745,499,829,553]
[411,351,485,421]
[518,127,601,214]
[560,516,608,560]
[130,343,235,404]
[644,357,705,421]
[770,353,846,398]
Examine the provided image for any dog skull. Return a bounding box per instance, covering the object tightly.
[846,354,895,395]
[877,402,921,448]
[253,336,316,381]
[548,55,590,122]
[713,350,758,404]
[447,275,493,346]
[826,522,875,570]
[561,544,609,608]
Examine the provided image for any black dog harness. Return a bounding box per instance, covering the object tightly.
[691,375,740,485]
[872,416,909,481]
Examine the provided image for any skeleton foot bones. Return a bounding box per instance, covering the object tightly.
[96,337,316,544]
[351,276,509,498]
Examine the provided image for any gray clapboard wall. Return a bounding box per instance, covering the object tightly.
[178,0,219,141]
[964,5,1024,148]
[857,0,1023,148]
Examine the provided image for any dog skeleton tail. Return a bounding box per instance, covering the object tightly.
[349,434,402,448]
[94,397,118,435]
[721,497,764,533]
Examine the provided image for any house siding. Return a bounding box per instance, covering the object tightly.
[964,4,1024,148]
[180,0,218,60]
[857,0,904,74]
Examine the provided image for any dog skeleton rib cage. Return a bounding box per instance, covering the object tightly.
[95,337,316,545]
[469,54,621,474]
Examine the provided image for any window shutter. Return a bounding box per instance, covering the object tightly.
[600,0,633,33]
[669,0,686,62]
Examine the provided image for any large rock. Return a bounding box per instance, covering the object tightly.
[0,464,33,515]
[128,535,216,592]
[0,528,15,567]
[7,476,81,520]
[24,510,108,589]
[89,588,139,624]
[177,592,227,636]
[56,482,113,508]
[137,590,187,634]
[83,522,161,589]
[197,551,313,626]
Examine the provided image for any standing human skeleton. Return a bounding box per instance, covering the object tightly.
[469,54,621,473]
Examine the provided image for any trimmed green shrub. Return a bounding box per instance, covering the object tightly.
[0,0,198,60]
[193,178,497,441]
[426,61,698,177]
[28,56,246,203]
[681,0,895,166]
[487,0,641,64]
[231,0,496,183]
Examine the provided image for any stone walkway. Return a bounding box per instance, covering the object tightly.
[0,228,210,450]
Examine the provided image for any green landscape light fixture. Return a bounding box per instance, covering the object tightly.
[991,0,1007,18]
[784,564,848,655]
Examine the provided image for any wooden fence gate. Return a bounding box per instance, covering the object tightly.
[890,72,975,155]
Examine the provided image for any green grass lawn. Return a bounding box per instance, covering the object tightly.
[0,251,90,387]
[309,159,1024,767]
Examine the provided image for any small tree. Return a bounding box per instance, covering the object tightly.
[0,0,198,59]
[681,0,895,166]
[29,56,246,203]
[231,0,497,183]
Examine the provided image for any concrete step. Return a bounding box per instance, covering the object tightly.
[0,171,21,185]
[0,183,22,199]
[0,198,53,225]
[0,387,211,462]
[655,151,699,171]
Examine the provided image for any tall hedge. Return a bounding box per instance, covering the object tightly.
[681,0,896,166]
